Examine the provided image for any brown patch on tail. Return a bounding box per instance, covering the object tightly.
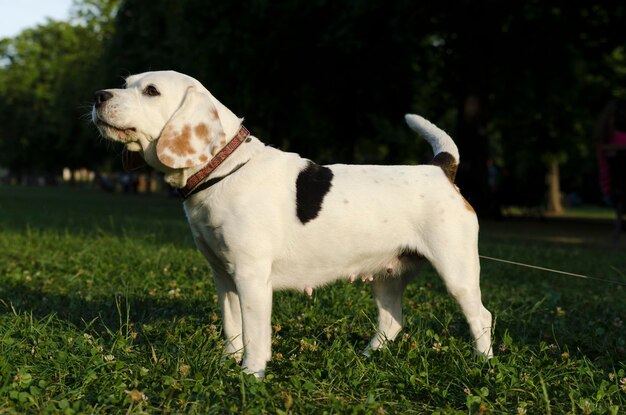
[431,151,473,214]
[463,197,476,214]
[431,152,458,182]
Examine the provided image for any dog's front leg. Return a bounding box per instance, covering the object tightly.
[234,263,273,378]
[212,269,244,362]
[192,237,245,362]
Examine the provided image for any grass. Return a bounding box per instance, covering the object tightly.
[0,185,625,414]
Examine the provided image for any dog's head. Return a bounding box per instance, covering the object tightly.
[92,70,238,173]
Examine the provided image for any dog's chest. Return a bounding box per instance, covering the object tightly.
[184,201,234,269]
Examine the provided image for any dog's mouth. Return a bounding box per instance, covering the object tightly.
[95,117,136,134]
[94,115,138,143]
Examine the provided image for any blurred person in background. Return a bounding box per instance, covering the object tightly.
[595,98,626,242]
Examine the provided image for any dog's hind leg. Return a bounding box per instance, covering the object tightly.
[364,273,415,356]
[428,238,493,357]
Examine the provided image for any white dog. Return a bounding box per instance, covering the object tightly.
[93,70,492,377]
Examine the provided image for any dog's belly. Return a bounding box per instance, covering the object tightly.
[270,248,419,290]
[270,203,430,289]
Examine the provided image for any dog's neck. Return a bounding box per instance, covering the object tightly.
[178,125,251,198]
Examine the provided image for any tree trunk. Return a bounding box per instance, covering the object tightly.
[546,158,564,214]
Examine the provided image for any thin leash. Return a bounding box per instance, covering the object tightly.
[479,255,626,287]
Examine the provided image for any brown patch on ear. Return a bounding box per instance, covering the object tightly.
[194,123,209,140]
[159,154,175,167]
[162,124,196,157]
[156,88,225,169]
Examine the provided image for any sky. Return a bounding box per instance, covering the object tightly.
[0,0,74,39]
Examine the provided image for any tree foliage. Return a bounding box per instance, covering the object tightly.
[0,0,119,173]
[0,0,625,209]
[103,0,439,163]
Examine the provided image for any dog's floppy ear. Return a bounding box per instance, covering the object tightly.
[156,87,225,169]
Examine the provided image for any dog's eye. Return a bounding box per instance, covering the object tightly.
[143,85,160,97]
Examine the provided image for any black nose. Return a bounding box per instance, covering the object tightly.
[94,90,113,107]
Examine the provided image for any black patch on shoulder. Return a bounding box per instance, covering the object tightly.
[431,152,458,182]
[295,161,334,224]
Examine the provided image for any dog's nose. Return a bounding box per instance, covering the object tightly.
[94,90,113,107]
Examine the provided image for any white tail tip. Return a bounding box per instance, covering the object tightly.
[404,113,459,162]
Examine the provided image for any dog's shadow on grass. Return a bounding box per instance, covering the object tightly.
[3,275,624,367]
[0,279,217,332]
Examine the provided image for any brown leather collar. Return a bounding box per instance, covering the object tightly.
[178,125,250,199]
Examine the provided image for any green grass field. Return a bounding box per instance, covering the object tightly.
[0,185,625,414]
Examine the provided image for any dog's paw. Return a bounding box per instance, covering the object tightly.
[221,350,243,364]
[242,366,266,379]
[241,358,267,379]
[473,346,494,360]
[362,345,381,358]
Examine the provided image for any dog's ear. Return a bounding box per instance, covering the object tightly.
[156,87,225,169]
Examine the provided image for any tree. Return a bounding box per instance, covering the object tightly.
[0,0,120,175]
[2,0,624,213]
[427,1,626,213]
[104,0,438,164]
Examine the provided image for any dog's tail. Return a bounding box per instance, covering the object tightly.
[404,114,459,182]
